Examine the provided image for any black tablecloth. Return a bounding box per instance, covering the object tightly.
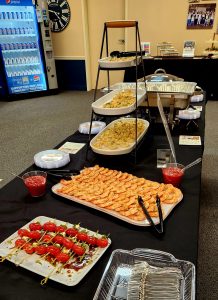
[0,102,205,300]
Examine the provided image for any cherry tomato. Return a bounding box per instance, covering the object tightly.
[62,238,74,249]
[96,238,109,248]
[23,243,35,254]
[53,235,64,245]
[15,239,26,248]
[86,236,97,246]
[28,231,41,240]
[43,222,56,232]
[77,232,88,242]
[73,245,85,256]
[47,245,61,257]
[66,228,78,237]
[56,225,66,233]
[42,234,53,243]
[29,222,42,231]
[18,229,29,237]
[56,252,70,263]
[35,245,47,255]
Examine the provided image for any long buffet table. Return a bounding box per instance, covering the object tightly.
[0,100,205,299]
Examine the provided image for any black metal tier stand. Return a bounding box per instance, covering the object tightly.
[86,20,148,164]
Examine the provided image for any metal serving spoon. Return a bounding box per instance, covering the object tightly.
[182,157,202,172]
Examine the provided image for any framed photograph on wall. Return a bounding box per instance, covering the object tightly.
[187,3,216,29]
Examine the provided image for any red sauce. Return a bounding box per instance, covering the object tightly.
[65,247,96,271]
[162,167,184,187]
[24,175,46,197]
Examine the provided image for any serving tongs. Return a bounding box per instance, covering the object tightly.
[47,169,80,181]
[47,169,80,174]
[110,50,145,58]
[138,195,164,235]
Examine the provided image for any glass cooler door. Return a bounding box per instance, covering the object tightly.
[0,1,47,95]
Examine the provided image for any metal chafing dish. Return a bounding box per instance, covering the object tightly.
[138,69,197,125]
[143,68,184,83]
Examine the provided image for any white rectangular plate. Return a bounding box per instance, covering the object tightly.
[52,185,183,227]
[0,216,111,286]
[92,89,146,116]
[90,118,149,155]
[98,57,141,68]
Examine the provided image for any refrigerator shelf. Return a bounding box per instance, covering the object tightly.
[7,73,41,78]
[0,19,34,22]
[5,62,40,67]
[0,34,36,38]
[2,49,38,53]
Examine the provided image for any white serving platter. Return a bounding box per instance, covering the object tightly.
[52,184,183,227]
[90,118,149,155]
[92,89,146,116]
[98,56,141,68]
[0,216,111,286]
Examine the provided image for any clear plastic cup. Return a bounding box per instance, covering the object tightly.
[22,171,47,197]
[162,163,184,187]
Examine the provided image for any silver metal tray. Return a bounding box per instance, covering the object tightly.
[146,81,197,94]
[102,82,146,92]
[93,248,195,300]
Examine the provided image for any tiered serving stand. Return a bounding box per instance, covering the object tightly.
[86,20,149,163]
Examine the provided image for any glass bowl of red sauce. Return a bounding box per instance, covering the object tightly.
[22,171,47,197]
[162,163,184,187]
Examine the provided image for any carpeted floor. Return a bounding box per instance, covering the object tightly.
[197,101,218,299]
[0,91,93,185]
[0,91,217,299]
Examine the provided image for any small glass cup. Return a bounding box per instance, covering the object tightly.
[162,163,185,187]
[22,171,47,197]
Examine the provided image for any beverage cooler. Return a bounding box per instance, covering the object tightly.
[0,0,58,100]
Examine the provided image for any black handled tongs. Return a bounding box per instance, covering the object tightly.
[47,169,80,174]
[47,172,72,181]
[110,50,145,58]
[138,195,164,234]
[46,169,80,181]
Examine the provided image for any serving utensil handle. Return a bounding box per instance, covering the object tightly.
[138,196,164,235]
[105,20,137,28]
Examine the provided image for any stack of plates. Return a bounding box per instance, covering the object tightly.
[78,121,106,135]
[178,109,200,120]
[34,150,70,169]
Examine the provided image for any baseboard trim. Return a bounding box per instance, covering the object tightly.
[54,56,85,60]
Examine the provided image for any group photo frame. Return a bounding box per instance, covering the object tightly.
[187,3,216,29]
